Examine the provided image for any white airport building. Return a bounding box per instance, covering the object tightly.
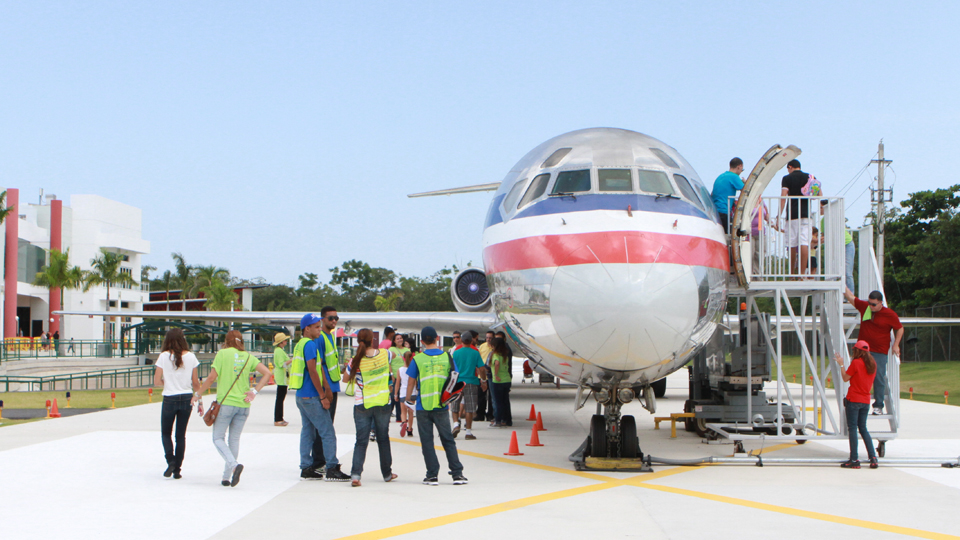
[0,188,150,342]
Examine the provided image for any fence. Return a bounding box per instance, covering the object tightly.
[1,339,141,363]
[0,360,223,392]
[903,304,960,362]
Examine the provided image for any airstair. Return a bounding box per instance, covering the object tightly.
[690,145,899,452]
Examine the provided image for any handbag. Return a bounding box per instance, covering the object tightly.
[203,354,252,427]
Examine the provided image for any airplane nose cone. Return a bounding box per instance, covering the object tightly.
[550,242,700,371]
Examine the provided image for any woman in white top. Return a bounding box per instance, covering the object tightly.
[153,328,200,479]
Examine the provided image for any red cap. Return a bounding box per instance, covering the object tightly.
[854,340,870,352]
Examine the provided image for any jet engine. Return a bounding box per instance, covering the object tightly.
[451,267,492,313]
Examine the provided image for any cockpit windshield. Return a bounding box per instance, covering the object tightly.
[598,169,632,192]
[637,170,675,195]
[551,169,591,194]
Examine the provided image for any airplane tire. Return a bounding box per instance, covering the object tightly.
[590,415,608,458]
[651,378,667,398]
[620,416,639,458]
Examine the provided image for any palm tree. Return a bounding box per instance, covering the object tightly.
[192,265,230,298]
[374,291,404,312]
[34,248,84,293]
[202,280,239,312]
[141,264,156,283]
[83,249,138,340]
[159,270,174,311]
[0,191,13,225]
[171,252,195,302]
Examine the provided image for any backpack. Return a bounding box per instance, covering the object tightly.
[801,173,821,197]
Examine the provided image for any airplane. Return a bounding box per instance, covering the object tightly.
[62,128,955,464]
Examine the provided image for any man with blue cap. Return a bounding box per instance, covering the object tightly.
[289,308,350,482]
[405,326,467,486]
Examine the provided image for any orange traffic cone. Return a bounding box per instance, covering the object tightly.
[268,374,275,385]
[526,404,537,421]
[50,399,61,418]
[535,411,547,431]
[504,430,524,456]
[525,424,543,447]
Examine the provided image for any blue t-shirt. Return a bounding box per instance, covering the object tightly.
[296,340,320,398]
[452,347,483,385]
[316,332,341,393]
[712,171,745,215]
[406,349,449,411]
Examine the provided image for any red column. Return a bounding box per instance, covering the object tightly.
[49,199,63,335]
[4,188,19,339]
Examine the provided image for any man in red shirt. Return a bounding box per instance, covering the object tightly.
[844,288,904,415]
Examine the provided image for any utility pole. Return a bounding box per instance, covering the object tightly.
[870,140,893,282]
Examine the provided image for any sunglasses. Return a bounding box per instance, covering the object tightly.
[868,302,881,308]
[327,316,339,321]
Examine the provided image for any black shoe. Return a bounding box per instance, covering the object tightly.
[423,476,439,486]
[221,480,231,486]
[324,465,350,482]
[453,474,469,485]
[840,460,861,469]
[230,464,244,486]
[869,457,879,469]
[301,467,324,480]
[163,465,174,478]
[173,470,182,480]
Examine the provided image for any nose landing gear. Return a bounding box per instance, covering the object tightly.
[572,390,652,472]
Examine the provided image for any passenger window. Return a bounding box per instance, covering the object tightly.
[518,173,551,208]
[598,169,633,192]
[551,169,591,194]
[637,170,675,195]
[673,174,704,210]
[502,180,528,212]
[698,186,720,221]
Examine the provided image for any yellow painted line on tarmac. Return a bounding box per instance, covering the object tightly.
[630,482,960,540]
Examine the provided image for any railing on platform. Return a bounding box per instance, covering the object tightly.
[0,360,221,392]
[1,339,141,363]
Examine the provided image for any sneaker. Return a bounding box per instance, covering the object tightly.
[221,480,231,487]
[400,421,407,437]
[452,423,461,438]
[407,428,413,437]
[173,470,182,480]
[423,476,439,486]
[300,467,324,481]
[872,407,883,415]
[370,431,377,442]
[869,457,879,469]
[325,465,350,482]
[230,464,244,486]
[163,465,174,478]
[453,474,469,485]
[465,431,476,440]
[840,460,861,469]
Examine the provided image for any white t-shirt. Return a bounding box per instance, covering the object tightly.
[156,351,200,396]
[399,366,416,397]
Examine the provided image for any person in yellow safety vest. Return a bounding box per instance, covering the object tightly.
[405,326,467,486]
[291,309,350,482]
[342,328,398,487]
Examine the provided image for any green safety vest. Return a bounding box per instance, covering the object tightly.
[320,332,342,383]
[389,346,406,379]
[289,337,311,390]
[359,349,391,408]
[415,351,451,411]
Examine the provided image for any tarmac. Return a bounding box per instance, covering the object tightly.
[1,370,959,540]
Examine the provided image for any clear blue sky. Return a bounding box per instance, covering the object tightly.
[2,1,957,286]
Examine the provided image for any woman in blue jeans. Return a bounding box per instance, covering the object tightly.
[489,334,513,427]
[197,330,272,487]
[836,340,878,469]
[154,328,200,479]
[342,328,397,487]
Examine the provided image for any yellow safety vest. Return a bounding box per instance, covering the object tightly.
[359,349,391,408]
[415,351,451,411]
[289,337,312,390]
[320,332,342,383]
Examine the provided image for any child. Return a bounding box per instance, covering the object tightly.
[395,348,417,437]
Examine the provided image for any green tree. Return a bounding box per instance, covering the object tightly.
[83,250,138,339]
[171,252,195,300]
[298,272,319,293]
[141,264,157,283]
[192,265,230,297]
[374,291,404,312]
[33,248,84,302]
[158,270,175,311]
[0,191,14,225]
[202,280,239,311]
[329,260,397,311]
[884,184,960,311]
[397,267,456,311]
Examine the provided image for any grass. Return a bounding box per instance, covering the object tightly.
[772,355,960,406]
[0,387,217,428]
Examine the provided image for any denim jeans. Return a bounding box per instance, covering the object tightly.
[872,353,888,410]
[844,400,876,461]
[310,393,337,469]
[350,404,393,481]
[845,240,856,292]
[491,382,512,425]
[415,408,463,479]
[160,393,192,472]
[212,405,250,480]
[296,396,339,470]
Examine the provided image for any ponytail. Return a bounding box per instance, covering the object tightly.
[349,328,374,376]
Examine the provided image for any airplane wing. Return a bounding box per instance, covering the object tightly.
[56,310,500,335]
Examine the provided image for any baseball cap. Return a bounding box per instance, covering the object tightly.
[420,326,438,342]
[301,313,323,329]
[854,340,870,352]
[460,332,473,344]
